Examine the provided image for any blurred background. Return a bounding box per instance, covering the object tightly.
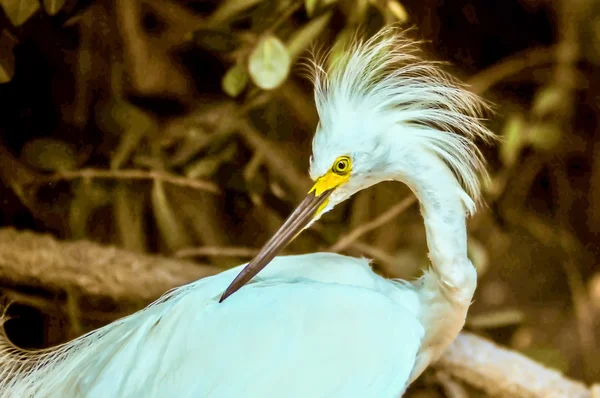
[0,0,598,395]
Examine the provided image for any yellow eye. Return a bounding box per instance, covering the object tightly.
[332,156,351,175]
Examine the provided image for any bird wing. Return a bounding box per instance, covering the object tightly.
[2,253,424,398]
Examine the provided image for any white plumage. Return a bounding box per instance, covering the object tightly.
[0,27,494,397]
[2,255,423,397]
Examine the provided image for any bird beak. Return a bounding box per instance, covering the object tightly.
[219,174,342,302]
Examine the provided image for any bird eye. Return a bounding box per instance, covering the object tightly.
[332,156,351,175]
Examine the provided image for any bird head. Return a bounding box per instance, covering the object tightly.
[220,27,494,302]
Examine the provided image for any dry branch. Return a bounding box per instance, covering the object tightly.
[0,228,593,397]
[329,195,416,252]
[0,228,220,303]
[37,168,221,194]
[176,246,260,258]
[437,332,592,397]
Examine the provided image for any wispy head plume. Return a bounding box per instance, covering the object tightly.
[305,26,496,213]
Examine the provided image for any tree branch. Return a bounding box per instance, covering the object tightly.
[329,195,416,252]
[437,331,593,397]
[0,228,220,303]
[36,168,221,195]
[175,246,260,258]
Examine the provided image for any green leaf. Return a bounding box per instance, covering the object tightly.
[68,179,111,239]
[0,0,40,26]
[209,0,263,24]
[21,138,78,171]
[185,157,222,179]
[111,101,155,132]
[185,143,237,178]
[531,85,566,117]
[528,122,562,152]
[43,0,65,15]
[114,183,147,252]
[248,35,290,90]
[243,151,266,205]
[194,28,241,53]
[96,100,154,169]
[110,126,145,170]
[0,56,14,83]
[340,0,367,24]
[386,0,409,23]
[327,28,353,71]
[151,180,193,252]
[169,128,211,167]
[286,11,332,61]
[68,182,91,240]
[305,0,318,16]
[305,0,337,17]
[500,114,525,167]
[0,30,16,83]
[222,62,249,97]
[109,108,153,169]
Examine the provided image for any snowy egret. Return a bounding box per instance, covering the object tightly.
[0,27,494,397]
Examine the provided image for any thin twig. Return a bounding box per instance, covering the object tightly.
[265,0,303,35]
[65,289,82,340]
[243,151,265,183]
[175,246,260,259]
[35,168,220,194]
[244,151,267,205]
[350,241,399,270]
[435,370,469,398]
[329,195,417,252]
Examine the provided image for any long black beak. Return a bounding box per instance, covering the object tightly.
[219,189,333,302]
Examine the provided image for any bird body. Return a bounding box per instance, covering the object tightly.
[0,27,494,397]
[2,254,425,397]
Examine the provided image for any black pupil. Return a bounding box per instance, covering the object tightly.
[337,162,345,170]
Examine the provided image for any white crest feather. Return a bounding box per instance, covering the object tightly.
[306,26,495,213]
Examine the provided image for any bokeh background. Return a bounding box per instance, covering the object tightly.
[0,0,599,395]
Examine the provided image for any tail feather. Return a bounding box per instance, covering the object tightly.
[0,280,202,397]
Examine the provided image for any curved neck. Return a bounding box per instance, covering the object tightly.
[394,149,477,305]
[391,147,479,381]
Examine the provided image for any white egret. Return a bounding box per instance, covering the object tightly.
[0,27,494,397]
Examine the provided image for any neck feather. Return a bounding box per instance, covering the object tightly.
[393,147,478,378]
[394,148,477,305]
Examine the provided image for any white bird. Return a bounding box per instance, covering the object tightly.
[0,27,494,398]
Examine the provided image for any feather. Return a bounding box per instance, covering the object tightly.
[306,26,495,214]
[0,254,423,398]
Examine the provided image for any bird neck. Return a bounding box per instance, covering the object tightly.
[393,148,478,377]
[398,149,477,306]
